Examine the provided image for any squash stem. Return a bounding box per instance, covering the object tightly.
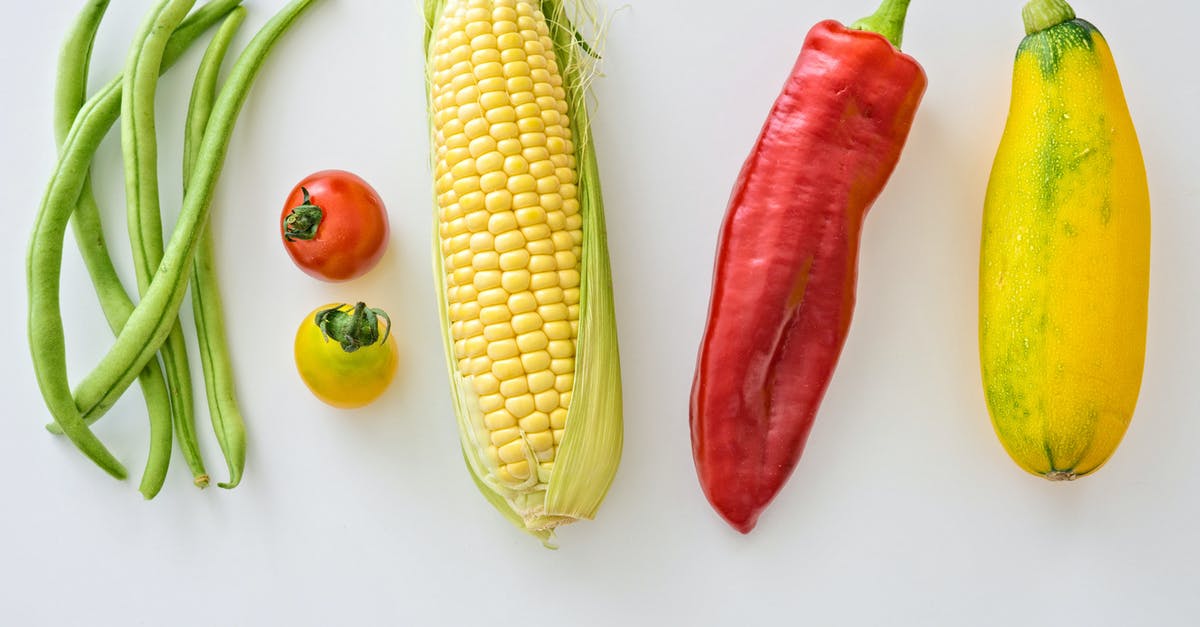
[1022,0,1075,35]
[851,0,913,49]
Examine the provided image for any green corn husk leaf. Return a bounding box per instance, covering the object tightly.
[424,0,623,546]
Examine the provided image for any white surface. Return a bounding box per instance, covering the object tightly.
[1,0,1197,624]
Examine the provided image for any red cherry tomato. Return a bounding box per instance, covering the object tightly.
[280,170,389,282]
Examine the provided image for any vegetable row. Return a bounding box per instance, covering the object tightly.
[27,0,1150,546]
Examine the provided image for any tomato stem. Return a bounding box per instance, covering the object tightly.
[315,302,392,353]
[283,187,324,241]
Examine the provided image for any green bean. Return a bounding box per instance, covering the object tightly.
[121,0,211,488]
[31,0,243,478]
[68,0,321,429]
[44,0,244,441]
[54,0,174,497]
[185,8,248,490]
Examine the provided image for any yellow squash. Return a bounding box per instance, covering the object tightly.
[980,0,1150,480]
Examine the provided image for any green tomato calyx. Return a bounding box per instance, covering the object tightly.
[283,187,324,241]
[316,303,392,353]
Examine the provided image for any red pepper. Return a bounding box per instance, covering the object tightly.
[690,0,927,534]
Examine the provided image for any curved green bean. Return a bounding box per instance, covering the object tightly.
[122,0,210,488]
[68,0,321,429]
[185,8,248,490]
[30,0,243,478]
[55,0,174,497]
[44,0,243,442]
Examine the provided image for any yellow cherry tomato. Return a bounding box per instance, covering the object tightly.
[294,302,398,408]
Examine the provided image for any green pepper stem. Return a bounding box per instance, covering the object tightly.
[850,0,913,49]
[1022,0,1075,35]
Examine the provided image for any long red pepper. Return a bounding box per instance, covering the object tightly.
[690,0,926,533]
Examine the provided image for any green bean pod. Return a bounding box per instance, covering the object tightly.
[54,0,174,496]
[30,0,243,478]
[68,0,320,428]
[184,8,249,490]
[120,0,210,487]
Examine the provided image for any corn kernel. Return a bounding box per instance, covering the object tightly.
[484,322,514,341]
[465,209,490,232]
[530,271,557,290]
[506,394,535,418]
[487,106,517,124]
[495,230,526,253]
[547,339,573,359]
[487,339,519,361]
[522,224,551,241]
[466,232,492,253]
[488,212,517,234]
[480,90,509,110]
[529,254,557,273]
[527,239,555,255]
[544,320,571,340]
[497,138,522,155]
[492,122,519,140]
[480,171,508,194]
[527,370,555,394]
[483,408,515,430]
[555,251,577,268]
[472,251,499,271]
[511,312,542,334]
[492,357,524,380]
[476,151,504,174]
[479,393,504,413]
[517,330,549,353]
[507,174,536,194]
[535,287,564,305]
[534,390,559,413]
[508,292,537,314]
[519,411,550,433]
[503,156,529,176]
[529,160,554,179]
[501,269,531,292]
[500,376,529,398]
[490,427,521,447]
[550,408,568,429]
[513,192,540,209]
[477,287,508,307]
[526,431,555,453]
[515,206,546,226]
[505,460,531,480]
[479,305,512,325]
[499,249,530,271]
[522,350,552,373]
[555,373,575,393]
[552,231,573,251]
[498,440,527,463]
[460,190,485,212]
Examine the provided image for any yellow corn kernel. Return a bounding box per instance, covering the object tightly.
[527,370,555,394]
[520,411,550,433]
[500,376,529,397]
[498,440,527,464]
[484,408,516,430]
[505,394,535,418]
[521,350,551,373]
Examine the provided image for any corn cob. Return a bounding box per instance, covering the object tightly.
[424,0,622,543]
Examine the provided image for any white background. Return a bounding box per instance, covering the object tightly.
[1,0,1196,624]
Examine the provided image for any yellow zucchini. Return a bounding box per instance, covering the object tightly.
[980,0,1149,480]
